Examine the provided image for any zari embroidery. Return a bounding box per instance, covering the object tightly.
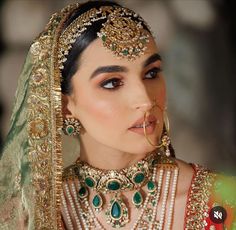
[184,164,216,230]
[27,3,79,229]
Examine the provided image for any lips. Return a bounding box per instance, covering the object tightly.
[129,114,157,129]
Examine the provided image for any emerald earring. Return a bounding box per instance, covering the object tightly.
[63,118,82,136]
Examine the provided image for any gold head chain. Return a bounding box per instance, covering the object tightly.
[58,6,151,69]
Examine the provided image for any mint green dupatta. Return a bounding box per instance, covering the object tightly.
[0,4,80,229]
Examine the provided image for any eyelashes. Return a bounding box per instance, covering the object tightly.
[100,78,124,90]
[144,67,162,79]
[99,67,162,90]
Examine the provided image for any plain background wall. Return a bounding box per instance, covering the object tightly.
[0,0,235,173]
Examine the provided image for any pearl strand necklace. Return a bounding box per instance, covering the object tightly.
[148,168,164,229]
[159,170,171,229]
[166,168,179,230]
[64,183,82,228]
[71,182,87,229]
[61,192,74,230]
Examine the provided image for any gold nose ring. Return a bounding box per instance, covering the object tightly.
[143,111,162,148]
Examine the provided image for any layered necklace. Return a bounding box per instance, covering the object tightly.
[62,150,179,229]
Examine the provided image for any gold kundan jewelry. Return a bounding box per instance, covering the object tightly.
[63,118,82,136]
[75,151,157,228]
[62,151,179,229]
[58,6,150,69]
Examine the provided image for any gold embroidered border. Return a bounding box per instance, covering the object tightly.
[28,4,79,229]
[184,164,216,230]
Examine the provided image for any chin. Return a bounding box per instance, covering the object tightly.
[132,143,158,155]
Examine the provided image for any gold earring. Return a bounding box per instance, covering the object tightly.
[63,118,82,136]
[160,131,171,157]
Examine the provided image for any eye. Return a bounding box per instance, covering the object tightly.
[100,78,124,90]
[144,67,162,79]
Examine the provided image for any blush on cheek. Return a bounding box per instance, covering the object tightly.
[78,96,121,123]
[154,91,166,111]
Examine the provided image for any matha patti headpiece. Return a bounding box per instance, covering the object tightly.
[58,6,151,69]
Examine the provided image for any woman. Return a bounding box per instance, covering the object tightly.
[0,1,235,229]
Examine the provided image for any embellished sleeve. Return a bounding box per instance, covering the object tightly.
[184,164,216,229]
[184,164,236,230]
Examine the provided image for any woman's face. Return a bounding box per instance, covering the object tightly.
[65,35,166,154]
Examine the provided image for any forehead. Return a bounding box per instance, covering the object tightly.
[80,35,159,69]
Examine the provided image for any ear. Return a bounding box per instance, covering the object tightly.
[62,94,74,120]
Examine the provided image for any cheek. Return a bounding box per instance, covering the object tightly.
[153,77,166,108]
[73,87,122,124]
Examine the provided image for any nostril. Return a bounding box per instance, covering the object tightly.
[135,102,153,111]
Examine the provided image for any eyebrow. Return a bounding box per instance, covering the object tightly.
[143,53,162,68]
[90,65,128,80]
[89,53,162,80]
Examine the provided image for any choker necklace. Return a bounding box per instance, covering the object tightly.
[62,151,179,229]
[76,151,158,228]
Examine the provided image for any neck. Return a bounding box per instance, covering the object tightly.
[79,134,149,170]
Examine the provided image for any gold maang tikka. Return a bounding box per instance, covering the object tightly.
[97,7,150,60]
[58,6,151,69]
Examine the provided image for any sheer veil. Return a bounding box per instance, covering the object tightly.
[0,4,80,229]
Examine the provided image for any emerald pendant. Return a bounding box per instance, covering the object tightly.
[77,186,88,199]
[132,191,143,208]
[111,201,121,219]
[92,193,103,211]
[105,194,129,228]
[147,181,157,193]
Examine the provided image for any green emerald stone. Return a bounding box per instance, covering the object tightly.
[122,49,129,56]
[78,186,87,198]
[111,201,121,219]
[92,194,102,208]
[133,191,143,205]
[133,172,145,184]
[102,35,106,42]
[147,181,156,192]
[85,177,95,188]
[66,125,74,135]
[107,180,121,191]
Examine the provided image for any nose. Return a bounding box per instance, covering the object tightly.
[134,101,153,112]
[130,82,154,112]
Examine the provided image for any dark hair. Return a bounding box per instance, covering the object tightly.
[61,0,151,94]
